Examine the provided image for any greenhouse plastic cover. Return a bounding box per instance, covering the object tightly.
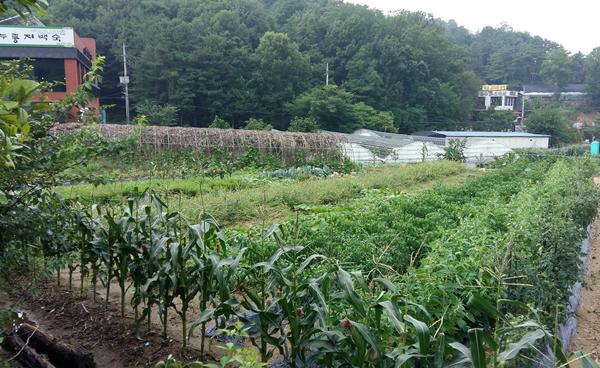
[338,142,381,163]
[384,142,444,163]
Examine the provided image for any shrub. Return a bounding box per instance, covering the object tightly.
[135,100,179,126]
[243,118,272,131]
[440,138,466,162]
[209,115,231,129]
[287,116,320,132]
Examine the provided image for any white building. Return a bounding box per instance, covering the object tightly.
[522,84,587,106]
[478,84,520,111]
[463,140,513,165]
[414,131,550,149]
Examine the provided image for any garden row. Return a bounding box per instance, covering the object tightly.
[58,160,473,226]
[289,158,553,274]
[400,158,598,336]
[1,157,598,367]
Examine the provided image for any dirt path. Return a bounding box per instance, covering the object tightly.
[1,280,202,368]
[570,178,600,363]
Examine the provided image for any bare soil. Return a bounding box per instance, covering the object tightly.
[571,224,600,362]
[1,276,211,368]
[570,177,600,365]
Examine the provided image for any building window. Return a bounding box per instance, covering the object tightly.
[0,58,66,92]
[31,59,66,92]
[80,64,89,85]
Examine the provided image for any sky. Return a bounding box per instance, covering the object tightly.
[345,0,598,54]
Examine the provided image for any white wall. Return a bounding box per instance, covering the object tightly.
[447,137,549,149]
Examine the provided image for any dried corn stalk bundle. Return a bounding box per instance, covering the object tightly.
[51,124,349,164]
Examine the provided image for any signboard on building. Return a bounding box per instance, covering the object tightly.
[481,84,508,91]
[0,27,75,47]
[478,90,519,97]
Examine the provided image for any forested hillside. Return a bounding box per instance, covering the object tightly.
[44,0,595,130]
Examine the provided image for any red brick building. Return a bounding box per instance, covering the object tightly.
[0,24,99,110]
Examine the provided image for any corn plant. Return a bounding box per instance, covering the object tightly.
[188,220,242,356]
[90,208,125,310]
[167,236,199,349]
[138,190,169,332]
[74,205,95,296]
[145,239,178,339]
[88,204,105,302]
[238,245,296,362]
[36,192,72,287]
[141,233,169,332]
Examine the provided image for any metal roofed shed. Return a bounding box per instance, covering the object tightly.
[522,84,586,95]
[522,84,587,106]
[384,142,444,164]
[413,131,550,149]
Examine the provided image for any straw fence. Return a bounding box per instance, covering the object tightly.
[52,124,349,165]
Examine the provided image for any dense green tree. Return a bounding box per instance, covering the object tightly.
[525,106,579,146]
[476,110,515,131]
[287,116,320,132]
[585,47,600,108]
[243,117,272,131]
[540,47,572,92]
[287,85,395,132]
[45,0,486,128]
[469,25,558,85]
[135,100,179,126]
[570,52,586,84]
[286,85,359,132]
[392,106,427,133]
[252,32,311,128]
[42,0,594,132]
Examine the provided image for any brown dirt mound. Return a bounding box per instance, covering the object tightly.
[3,280,206,368]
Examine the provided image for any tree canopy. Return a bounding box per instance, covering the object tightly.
[525,106,579,146]
[540,47,572,91]
[585,47,600,109]
[42,0,600,132]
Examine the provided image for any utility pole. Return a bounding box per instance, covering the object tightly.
[120,43,130,124]
[325,62,329,86]
[521,88,526,126]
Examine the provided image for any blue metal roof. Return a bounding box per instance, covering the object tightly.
[433,131,550,138]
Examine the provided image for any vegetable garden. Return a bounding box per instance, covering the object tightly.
[0,2,598,365]
[2,148,599,367]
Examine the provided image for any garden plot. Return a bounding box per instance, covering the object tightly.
[3,157,599,367]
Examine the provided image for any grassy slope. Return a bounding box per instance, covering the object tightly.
[58,161,481,226]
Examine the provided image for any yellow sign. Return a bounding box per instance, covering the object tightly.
[481,84,508,91]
